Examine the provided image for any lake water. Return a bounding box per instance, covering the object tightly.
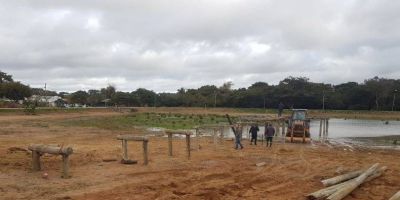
[148,118,400,147]
[309,118,400,139]
[218,118,400,140]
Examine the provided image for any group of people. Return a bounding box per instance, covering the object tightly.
[234,123,275,150]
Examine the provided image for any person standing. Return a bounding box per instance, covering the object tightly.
[249,124,259,145]
[265,123,275,147]
[234,124,244,149]
[278,102,285,117]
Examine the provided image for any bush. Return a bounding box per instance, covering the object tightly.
[24,101,37,115]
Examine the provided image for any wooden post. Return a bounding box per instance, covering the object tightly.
[61,155,70,178]
[220,126,224,143]
[168,133,173,156]
[326,118,329,138]
[281,120,285,136]
[143,140,148,165]
[32,151,41,171]
[186,134,191,159]
[195,128,199,151]
[290,121,294,143]
[116,135,149,165]
[213,128,217,150]
[122,139,128,160]
[302,121,306,143]
[322,119,326,142]
[319,119,323,140]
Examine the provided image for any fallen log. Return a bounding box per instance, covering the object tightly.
[116,135,148,141]
[389,191,400,200]
[256,162,266,167]
[327,163,380,200]
[307,166,387,200]
[321,170,363,187]
[8,147,29,153]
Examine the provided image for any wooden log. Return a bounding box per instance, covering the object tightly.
[225,114,237,136]
[307,166,386,200]
[168,133,173,156]
[256,162,266,167]
[117,135,148,141]
[165,130,191,135]
[327,163,380,200]
[32,151,41,171]
[186,134,191,159]
[389,191,400,200]
[28,144,73,155]
[61,155,70,178]
[143,140,148,165]
[321,170,364,187]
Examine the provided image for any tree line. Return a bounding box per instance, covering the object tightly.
[1,70,399,110]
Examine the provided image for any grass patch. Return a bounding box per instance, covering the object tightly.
[60,112,232,130]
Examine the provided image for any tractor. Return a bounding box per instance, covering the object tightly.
[286,109,310,143]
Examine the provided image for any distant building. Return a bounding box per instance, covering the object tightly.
[29,95,65,107]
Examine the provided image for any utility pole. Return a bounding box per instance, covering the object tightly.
[392,89,398,111]
[44,83,48,106]
[214,91,217,108]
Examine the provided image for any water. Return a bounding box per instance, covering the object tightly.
[309,118,400,139]
[218,118,400,142]
[147,118,400,147]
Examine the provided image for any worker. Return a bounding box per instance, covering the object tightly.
[278,102,285,117]
[265,123,275,147]
[249,124,259,145]
[234,124,244,149]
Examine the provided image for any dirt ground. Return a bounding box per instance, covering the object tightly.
[0,110,399,200]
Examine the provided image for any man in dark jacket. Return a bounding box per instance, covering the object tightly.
[278,102,285,117]
[265,123,275,147]
[249,124,259,145]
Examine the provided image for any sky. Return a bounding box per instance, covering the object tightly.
[1,0,400,93]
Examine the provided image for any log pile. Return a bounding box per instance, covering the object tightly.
[307,163,387,200]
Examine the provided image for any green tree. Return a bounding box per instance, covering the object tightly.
[69,90,89,105]
[1,82,31,100]
[0,71,13,83]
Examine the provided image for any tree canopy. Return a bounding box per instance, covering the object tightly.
[0,71,31,100]
[1,70,400,110]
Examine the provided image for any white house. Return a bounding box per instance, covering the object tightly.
[29,95,65,107]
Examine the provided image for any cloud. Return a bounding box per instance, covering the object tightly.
[0,0,400,92]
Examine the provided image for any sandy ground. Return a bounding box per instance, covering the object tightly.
[0,110,399,200]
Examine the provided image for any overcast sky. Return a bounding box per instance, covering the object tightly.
[1,0,400,92]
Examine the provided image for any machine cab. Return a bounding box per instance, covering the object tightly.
[291,109,307,121]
